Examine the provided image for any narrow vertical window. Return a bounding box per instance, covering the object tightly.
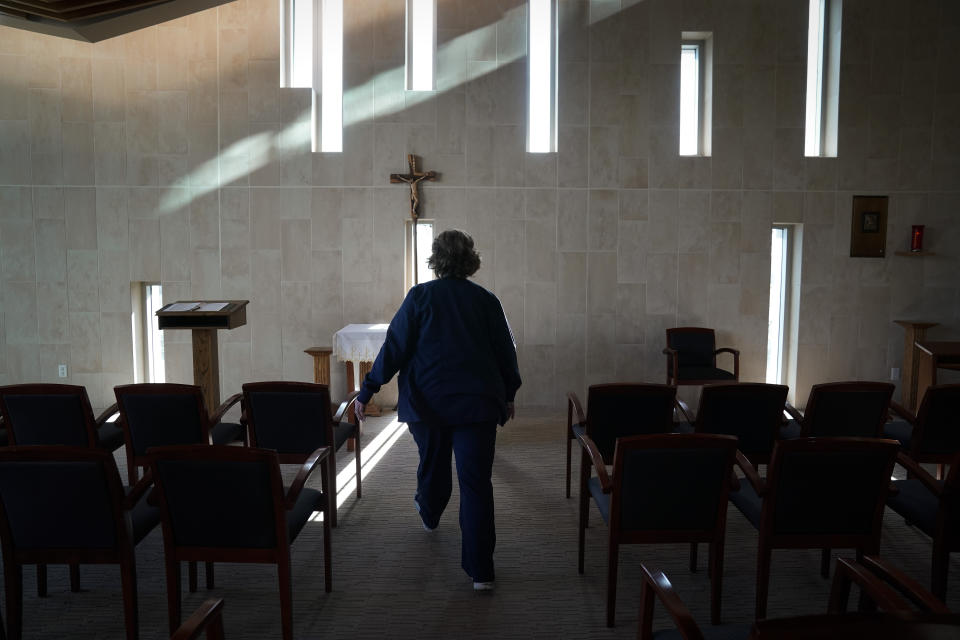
[527,0,558,153]
[679,45,700,155]
[320,0,343,152]
[766,228,789,384]
[766,224,802,394]
[131,283,165,384]
[805,0,841,157]
[405,220,435,291]
[679,32,713,156]
[282,0,314,88]
[406,0,436,91]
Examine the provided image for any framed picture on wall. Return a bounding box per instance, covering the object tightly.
[850,195,888,257]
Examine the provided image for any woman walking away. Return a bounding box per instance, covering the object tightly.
[355,229,522,591]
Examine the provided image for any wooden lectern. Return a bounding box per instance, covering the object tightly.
[156,300,249,413]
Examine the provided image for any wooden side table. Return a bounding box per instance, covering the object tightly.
[304,347,332,385]
[915,341,960,408]
[894,320,938,411]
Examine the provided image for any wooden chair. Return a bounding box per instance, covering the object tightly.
[114,383,244,486]
[565,383,677,499]
[0,383,123,452]
[676,382,789,571]
[886,450,960,601]
[115,383,244,592]
[147,445,331,640]
[0,446,158,640]
[676,382,789,467]
[577,432,738,627]
[730,437,899,619]
[241,382,360,528]
[663,328,739,387]
[885,383,960,479]
[638,556,956,640]
[782,381,895,438]
[170,599,225,640]
[0,384,125,594]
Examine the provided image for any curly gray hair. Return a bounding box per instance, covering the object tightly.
[427,229,481,279]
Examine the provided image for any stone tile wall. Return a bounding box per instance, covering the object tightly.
[0,0,958,409]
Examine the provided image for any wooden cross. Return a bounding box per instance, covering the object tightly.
[390,154,438,221]
[390,154,439,285]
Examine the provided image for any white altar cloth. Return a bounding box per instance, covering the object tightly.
[332,324,389,362]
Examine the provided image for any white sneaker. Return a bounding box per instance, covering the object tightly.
[473,581,494,591]
[415,499,436,531]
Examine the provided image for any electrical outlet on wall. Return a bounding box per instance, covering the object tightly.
[58,364,68,378]
[891,367,900,381]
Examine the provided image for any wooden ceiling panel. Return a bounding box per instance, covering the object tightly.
[0,0,236,41]
[0,0,169,22]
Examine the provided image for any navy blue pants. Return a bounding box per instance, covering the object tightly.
[408,420,497,582]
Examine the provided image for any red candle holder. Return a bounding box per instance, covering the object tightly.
[911,225,925,252]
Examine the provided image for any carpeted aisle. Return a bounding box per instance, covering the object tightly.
[13,409,960,639]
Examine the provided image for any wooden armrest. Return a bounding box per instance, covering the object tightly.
[663,348,680,381]
[783,402,803,422]
[895,452,943,496]
[735,450,765,496]
[95,403,119,427]
[889,401,918,426]
[638,565,705,640]
[209,393,242,425]
[285,446,331,509]
[575,432,611,493]
[333,391,361,425]
[170,598,225,640]
[829,557,912,613]
[567,391,586,427]
[123,470,153,510]
[675,398,693,423]
[860,556,951,613]
[715,348,740,378]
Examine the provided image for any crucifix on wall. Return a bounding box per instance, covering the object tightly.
[390,154,438,285]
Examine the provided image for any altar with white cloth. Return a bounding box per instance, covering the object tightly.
[333,323,390,416]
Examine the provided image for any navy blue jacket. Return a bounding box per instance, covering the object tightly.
[357,277,522,426]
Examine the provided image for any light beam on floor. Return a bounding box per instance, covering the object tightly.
[307,416,408,524]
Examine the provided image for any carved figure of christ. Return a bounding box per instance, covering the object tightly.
[390,154,438,284]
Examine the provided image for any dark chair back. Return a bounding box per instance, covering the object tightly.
[611,434,738,541]
[666,327,716,372]
[242,381,360,530]
[242,382,334,461]
[588,433,737,626]
[0,445,154,640]
[0,384,98,447]
[150,446,287,551]
[764,438,898,542]
[0,446,127,551]
[586,384,677,463]
[148,444,329,640]
[911,384,960,461]
[694,383,788,462]
[801,382,895,438]
[115,384,210,457]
